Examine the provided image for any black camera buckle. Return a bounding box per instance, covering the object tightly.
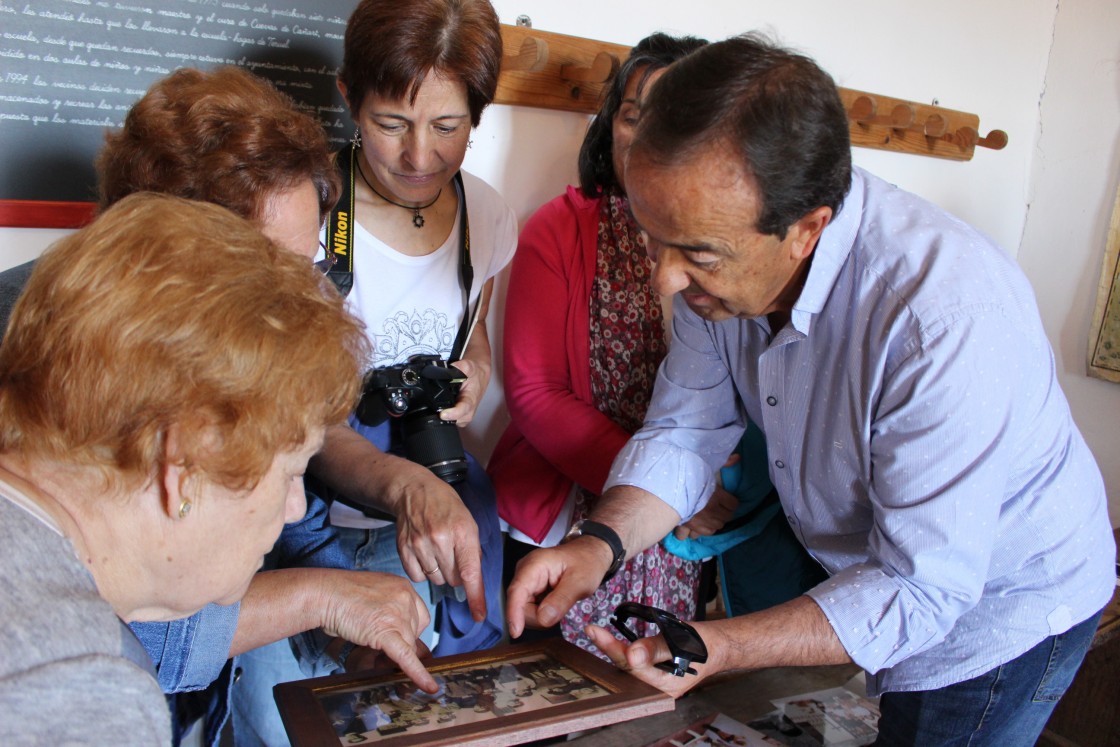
[610,601,708,677]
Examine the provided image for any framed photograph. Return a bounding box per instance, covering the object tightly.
[274,638,675,746]
[1088,180,1120,383]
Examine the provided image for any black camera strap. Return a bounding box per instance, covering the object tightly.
[326,143,476,361]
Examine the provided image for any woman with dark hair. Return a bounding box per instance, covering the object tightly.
[232,1,515,743]
[319,0,512,651]
[487,33,715,651]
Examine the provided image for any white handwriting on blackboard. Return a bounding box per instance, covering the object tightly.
[2,0,353,194]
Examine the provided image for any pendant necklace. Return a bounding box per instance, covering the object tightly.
[356,157,441,229]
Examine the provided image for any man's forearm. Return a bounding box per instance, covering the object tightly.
[702,595,851,674]
[589,484,682,562]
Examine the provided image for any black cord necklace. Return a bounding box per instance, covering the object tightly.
[356,156,441,229]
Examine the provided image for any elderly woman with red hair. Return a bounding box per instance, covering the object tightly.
[0,193,368,744]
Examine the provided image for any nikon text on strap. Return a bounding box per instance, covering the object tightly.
[325,143,476,362]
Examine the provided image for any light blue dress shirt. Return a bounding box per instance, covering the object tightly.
[607,167,1115,695]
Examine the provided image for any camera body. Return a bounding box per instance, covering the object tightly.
[356,354,468,484]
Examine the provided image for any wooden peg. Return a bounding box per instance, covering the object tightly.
[502,36,549,73]
[952,126,980,149]
[977,129,1008,150]
[890,104,915,129]
[923,113,948,138]
[560,51,620,84]
[848,95,877,125]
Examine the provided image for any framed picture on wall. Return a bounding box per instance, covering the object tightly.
[1088,181,1120,383]
[273,639,674,746]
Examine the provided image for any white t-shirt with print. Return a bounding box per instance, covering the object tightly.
[328,170,517,529]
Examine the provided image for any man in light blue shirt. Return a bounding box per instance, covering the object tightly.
[507,34,1115,746]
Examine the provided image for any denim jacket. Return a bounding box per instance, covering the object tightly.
[130,491,348,745]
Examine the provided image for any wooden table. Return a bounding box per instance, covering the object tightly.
[571,526,1120,747]
[568,663,863,747]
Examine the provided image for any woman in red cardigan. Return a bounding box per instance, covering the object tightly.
[488,33,716,651]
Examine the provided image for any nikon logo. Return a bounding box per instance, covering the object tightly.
[332,211,349,256]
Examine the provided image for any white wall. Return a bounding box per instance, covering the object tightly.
[1015,0,1120,525]
[2,0,1116,523]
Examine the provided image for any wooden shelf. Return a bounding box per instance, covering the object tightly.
[495,24,630,115]
[494,24,1007,162]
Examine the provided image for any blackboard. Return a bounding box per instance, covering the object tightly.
[0,0,360,212]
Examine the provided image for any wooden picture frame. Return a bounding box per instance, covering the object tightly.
[1088,180,1120,383]
[274,639,674,746]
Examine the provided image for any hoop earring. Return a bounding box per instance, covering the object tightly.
[350,128,362,148]
[178,500,192,519]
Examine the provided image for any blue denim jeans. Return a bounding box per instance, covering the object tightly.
[228,525,436,747]
[872,608,1103,747]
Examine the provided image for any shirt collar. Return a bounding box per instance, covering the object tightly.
[789,167,865,334]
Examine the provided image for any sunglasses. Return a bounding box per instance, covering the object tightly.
[314,242,338,274]
[611,601,708,677]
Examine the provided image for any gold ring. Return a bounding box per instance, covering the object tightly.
[423,566,439,576]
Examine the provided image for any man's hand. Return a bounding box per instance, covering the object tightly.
[317,570,439,693]
[587,596,852,699]
[505,538,615,639]
[585,623,722,699]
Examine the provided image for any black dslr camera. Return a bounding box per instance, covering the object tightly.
[356,354,468,484]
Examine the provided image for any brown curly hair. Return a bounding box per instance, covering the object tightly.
[97,66,340,223]
[0,193,368,492]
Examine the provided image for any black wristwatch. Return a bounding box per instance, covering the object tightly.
[563,520,625,586]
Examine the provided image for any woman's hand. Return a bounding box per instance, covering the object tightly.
[439,355,490,426]
[328,637,432,675]
[675,486,738,539]
[438,279,494,427]
[317,570,439,692]
[311,426,488,623]
[675,452,741,540]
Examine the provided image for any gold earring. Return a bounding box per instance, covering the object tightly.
[178,499,192,519]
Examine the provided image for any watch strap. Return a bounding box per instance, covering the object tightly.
[569,520,625,584]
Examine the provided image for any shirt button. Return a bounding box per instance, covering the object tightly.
[766,396,778,406]
[234,667,243,683]
[775,460,785,469]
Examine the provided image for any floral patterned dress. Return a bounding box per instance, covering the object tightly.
[559,187,701,652]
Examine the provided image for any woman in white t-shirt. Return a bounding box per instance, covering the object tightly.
[231,2,516,744]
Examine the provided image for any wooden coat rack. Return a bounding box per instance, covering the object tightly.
[494,23,1007,162]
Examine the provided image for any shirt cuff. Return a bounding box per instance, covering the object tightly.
[605,439,716,521]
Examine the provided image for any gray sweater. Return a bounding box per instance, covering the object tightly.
[0,491,171,745]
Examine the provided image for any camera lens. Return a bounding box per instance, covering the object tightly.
[400,411,468,484]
